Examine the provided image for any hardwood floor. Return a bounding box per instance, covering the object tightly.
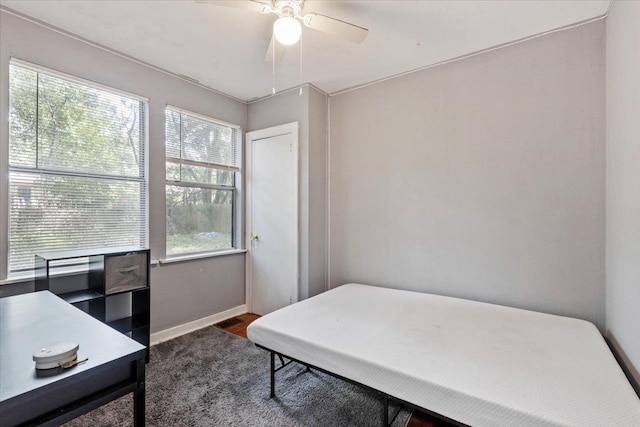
[215,313,260,339]
[406,411,451,427]
[215,314,451,427]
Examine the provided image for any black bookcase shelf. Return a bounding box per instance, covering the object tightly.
[107,313,148,334]
[59,290,104,304]
[35,247,150,363]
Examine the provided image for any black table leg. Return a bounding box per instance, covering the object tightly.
[134,358,146,427]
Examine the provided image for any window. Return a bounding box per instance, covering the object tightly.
[8,61,148,276]
[165,107,240,257]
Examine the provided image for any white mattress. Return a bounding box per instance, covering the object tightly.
[247,284,640,427]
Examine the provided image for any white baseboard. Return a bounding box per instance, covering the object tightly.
[150,304,248,346]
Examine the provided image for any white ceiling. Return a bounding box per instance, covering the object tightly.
[1,0,609,102]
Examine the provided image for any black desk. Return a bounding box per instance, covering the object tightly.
[0,291,146,426]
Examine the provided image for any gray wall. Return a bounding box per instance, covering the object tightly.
[2,7,625,356]
[149,255,246,332]
[605,1,640,384]
[329,21,606,329]
[0,10,247,333]
[247,86,328,299]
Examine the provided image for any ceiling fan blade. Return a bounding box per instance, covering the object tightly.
[196,0,272,14]
[264,35,284,63]
[302,13,368,44]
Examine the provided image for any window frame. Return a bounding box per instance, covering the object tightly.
[164,105,242,259]
[4,58,150,280]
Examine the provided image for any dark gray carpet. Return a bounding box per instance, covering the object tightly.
[64,325,411,426]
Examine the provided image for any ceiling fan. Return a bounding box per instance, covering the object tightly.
[196,0,369,62]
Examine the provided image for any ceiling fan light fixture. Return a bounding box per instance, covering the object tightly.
[273,16,301,45]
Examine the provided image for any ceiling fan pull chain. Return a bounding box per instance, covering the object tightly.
[299,33,303,96]
[272,33,276,95]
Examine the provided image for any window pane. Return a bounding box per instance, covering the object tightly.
[10,172,145,272]
[181,165,234,185]
[36,73,144,177]
[9,65,37,168]
[166,185,232,256]
[7,63,148,276]
[165,107,239,257]
[166,161,181,182]
[181,113,238,168]
[165,162,234,186]
[165,109,181,159]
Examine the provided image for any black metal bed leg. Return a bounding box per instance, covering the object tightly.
[383,394,389,427]
[383,395,402,427]
[270,351,275,398]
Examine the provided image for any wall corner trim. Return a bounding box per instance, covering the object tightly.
[328,12,608,98]
[150,304,248,346]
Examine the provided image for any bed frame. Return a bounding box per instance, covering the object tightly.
[248,284,640,426]
[256,344,469,427]
[606,338,640,399]
[257,341,640,427]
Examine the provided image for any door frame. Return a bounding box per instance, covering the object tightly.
[245,122,299,313]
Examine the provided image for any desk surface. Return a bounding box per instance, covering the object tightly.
[0,291,145,408]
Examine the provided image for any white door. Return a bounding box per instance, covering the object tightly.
[246,122,299,316]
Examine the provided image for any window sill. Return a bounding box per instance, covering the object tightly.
[1,250,247,283]
[158,249,246,265]
[0,273,34,286]
[0,265,88,286]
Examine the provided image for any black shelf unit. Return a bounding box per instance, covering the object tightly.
[58,289,104,304]
[35,246,150,362]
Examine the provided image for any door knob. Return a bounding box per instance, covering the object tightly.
[250,234,259,242]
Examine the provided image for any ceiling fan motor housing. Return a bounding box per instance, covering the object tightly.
[273,0,304,19]
[197,0,369,57]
